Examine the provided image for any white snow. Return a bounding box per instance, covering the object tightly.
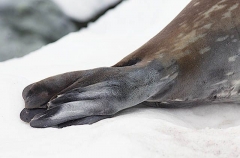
[52,0,122,22]
[1,0,240,157]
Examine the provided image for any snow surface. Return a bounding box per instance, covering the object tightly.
[1,0,240,157]
[52,0,122,22]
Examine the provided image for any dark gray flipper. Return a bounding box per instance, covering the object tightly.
[21,60,178,128]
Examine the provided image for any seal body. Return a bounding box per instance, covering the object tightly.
[21,0,240,128]
[116,0,240,106]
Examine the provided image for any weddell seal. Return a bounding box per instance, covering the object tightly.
[20,0,240,128]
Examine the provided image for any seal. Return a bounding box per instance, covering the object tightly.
[20,0,240,128]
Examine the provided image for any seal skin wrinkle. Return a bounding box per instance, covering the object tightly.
[20,0,240,128]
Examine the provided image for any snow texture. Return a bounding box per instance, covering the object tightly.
[0,0,240,157]
[52,0,122,21]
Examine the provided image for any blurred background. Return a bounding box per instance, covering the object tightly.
[0,0,122,62]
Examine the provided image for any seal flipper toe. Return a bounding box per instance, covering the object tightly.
[20,108,47,123]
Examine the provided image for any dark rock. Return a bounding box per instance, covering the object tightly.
[0,0,77,61]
